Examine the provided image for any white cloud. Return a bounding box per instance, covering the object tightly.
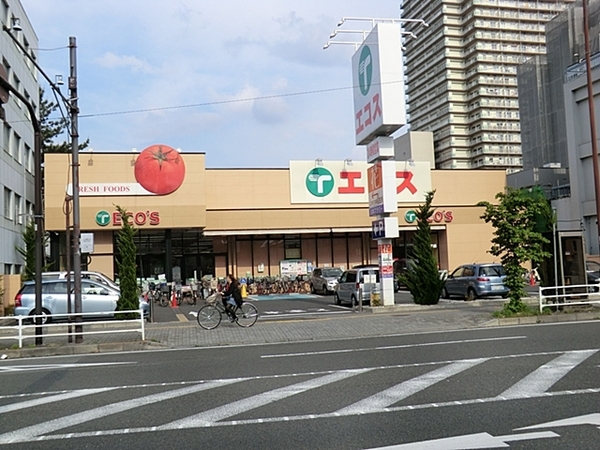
[95,52,158,74]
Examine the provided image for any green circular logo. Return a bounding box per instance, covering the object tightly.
[405,210,417,223]
[358,46,373,96]
[96,210,111,226]
[305,167,334,197]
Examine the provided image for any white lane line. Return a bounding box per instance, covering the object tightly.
[0,388,117,414]
[497,350,598,399]
[336,359,487,415]
[260,311,351,319]
[24,388,600,443]
[0,362,135,372]
[160,368,372,429]
[0,379,238,444]
[261,336,526,358]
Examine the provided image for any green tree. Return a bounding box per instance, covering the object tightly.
[114,205,139,317]
[40,87,89,153]
[478,187,553,314]
[16,219,50,282]
[399,190,444,305]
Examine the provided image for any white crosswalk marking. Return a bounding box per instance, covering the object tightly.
[336,359,487,415]
[0,349,597,444]
[160,368,372,429]
[498,350,598,399]
[0,379,237,444]
[0,387,116,414]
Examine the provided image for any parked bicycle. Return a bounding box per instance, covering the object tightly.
[196,292,258,330]
[146,282,170,307]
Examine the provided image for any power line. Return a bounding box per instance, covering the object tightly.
[76,80,403,119]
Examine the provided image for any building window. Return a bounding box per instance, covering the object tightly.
[13,132,21,163]
[24,144,32,173]
[4,264,12,275]
[1,0,8,26]
[4,187,13,219]
[3,122,9,154]
[15,193,22,223]
[284,236,301,260]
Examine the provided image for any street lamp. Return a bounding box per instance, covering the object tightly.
[324,22,420,51]
[3,23,83,344]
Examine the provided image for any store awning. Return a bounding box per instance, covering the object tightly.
[203,225,446,236]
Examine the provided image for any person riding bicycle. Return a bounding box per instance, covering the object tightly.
[222,274,243,322]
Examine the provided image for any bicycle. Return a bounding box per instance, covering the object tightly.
[147,283,170,307]
[196,292,258,330]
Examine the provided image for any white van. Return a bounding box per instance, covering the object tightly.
[334,265,380,306]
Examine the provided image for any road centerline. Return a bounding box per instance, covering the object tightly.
[260,336,527,358]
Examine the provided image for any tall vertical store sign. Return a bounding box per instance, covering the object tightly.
[352,23,406,306]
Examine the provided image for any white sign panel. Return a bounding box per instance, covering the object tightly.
[80,233,94,253]
[290,160,430,204]
[67,183,154,196]
[372,217,399,240]
[366,137,395,163]
[367,160,397,216]
[352,23,406,145]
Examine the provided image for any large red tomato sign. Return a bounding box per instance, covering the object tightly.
[134,145,186,195]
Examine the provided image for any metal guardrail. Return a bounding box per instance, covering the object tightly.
[539,284,600,313]
[0,309,145,348]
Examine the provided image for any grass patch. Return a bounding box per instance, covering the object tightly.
[493,304,551,318]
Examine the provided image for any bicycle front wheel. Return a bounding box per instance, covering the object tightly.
[159,293,170,307]
[197,305,222,330]
[236,302,258,328]
[186,293,196,305]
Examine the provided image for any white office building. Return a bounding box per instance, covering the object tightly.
[401,0,575,171]
[0,0,38,276]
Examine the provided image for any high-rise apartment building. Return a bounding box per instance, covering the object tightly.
[0,0,38,276]
[401,0,575,171]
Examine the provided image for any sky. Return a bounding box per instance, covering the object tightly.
[22,0,407,168]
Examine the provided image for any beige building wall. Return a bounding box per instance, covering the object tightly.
[43,154,505,277]
[44,153,207,231]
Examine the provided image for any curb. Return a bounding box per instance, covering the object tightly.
[0,340,167,359]
[485,311,600,327]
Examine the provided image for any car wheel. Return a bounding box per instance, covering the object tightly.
[310,284,316,294]
[466,288,477,302]
[351,295,358,307]
[441,287,450,299]
[322,285,328,295]
[29,308,51,324]
[334,293,341,306]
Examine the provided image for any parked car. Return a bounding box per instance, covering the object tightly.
[334,265,380,306]
[41,271,120,291]
[309,267,343,295]
[441,263,509,301]
[586,260,600,284]
[14,279,148,323]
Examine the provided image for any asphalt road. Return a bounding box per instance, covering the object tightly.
[0,321,598,449]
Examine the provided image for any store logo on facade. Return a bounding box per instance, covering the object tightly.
[358,45,373,96]
[404,210,417,223]
[96,210,111,226]
[306,167,334,197]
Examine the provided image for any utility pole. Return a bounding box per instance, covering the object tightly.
[582,0,600,253]
[69,36,83,343]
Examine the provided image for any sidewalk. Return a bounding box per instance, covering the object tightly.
[1,300,599,359]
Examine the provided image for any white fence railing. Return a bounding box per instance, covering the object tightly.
[0,309,145,348]
[539,284,600,313]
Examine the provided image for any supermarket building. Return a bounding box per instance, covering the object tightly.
[44,148,506,284]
